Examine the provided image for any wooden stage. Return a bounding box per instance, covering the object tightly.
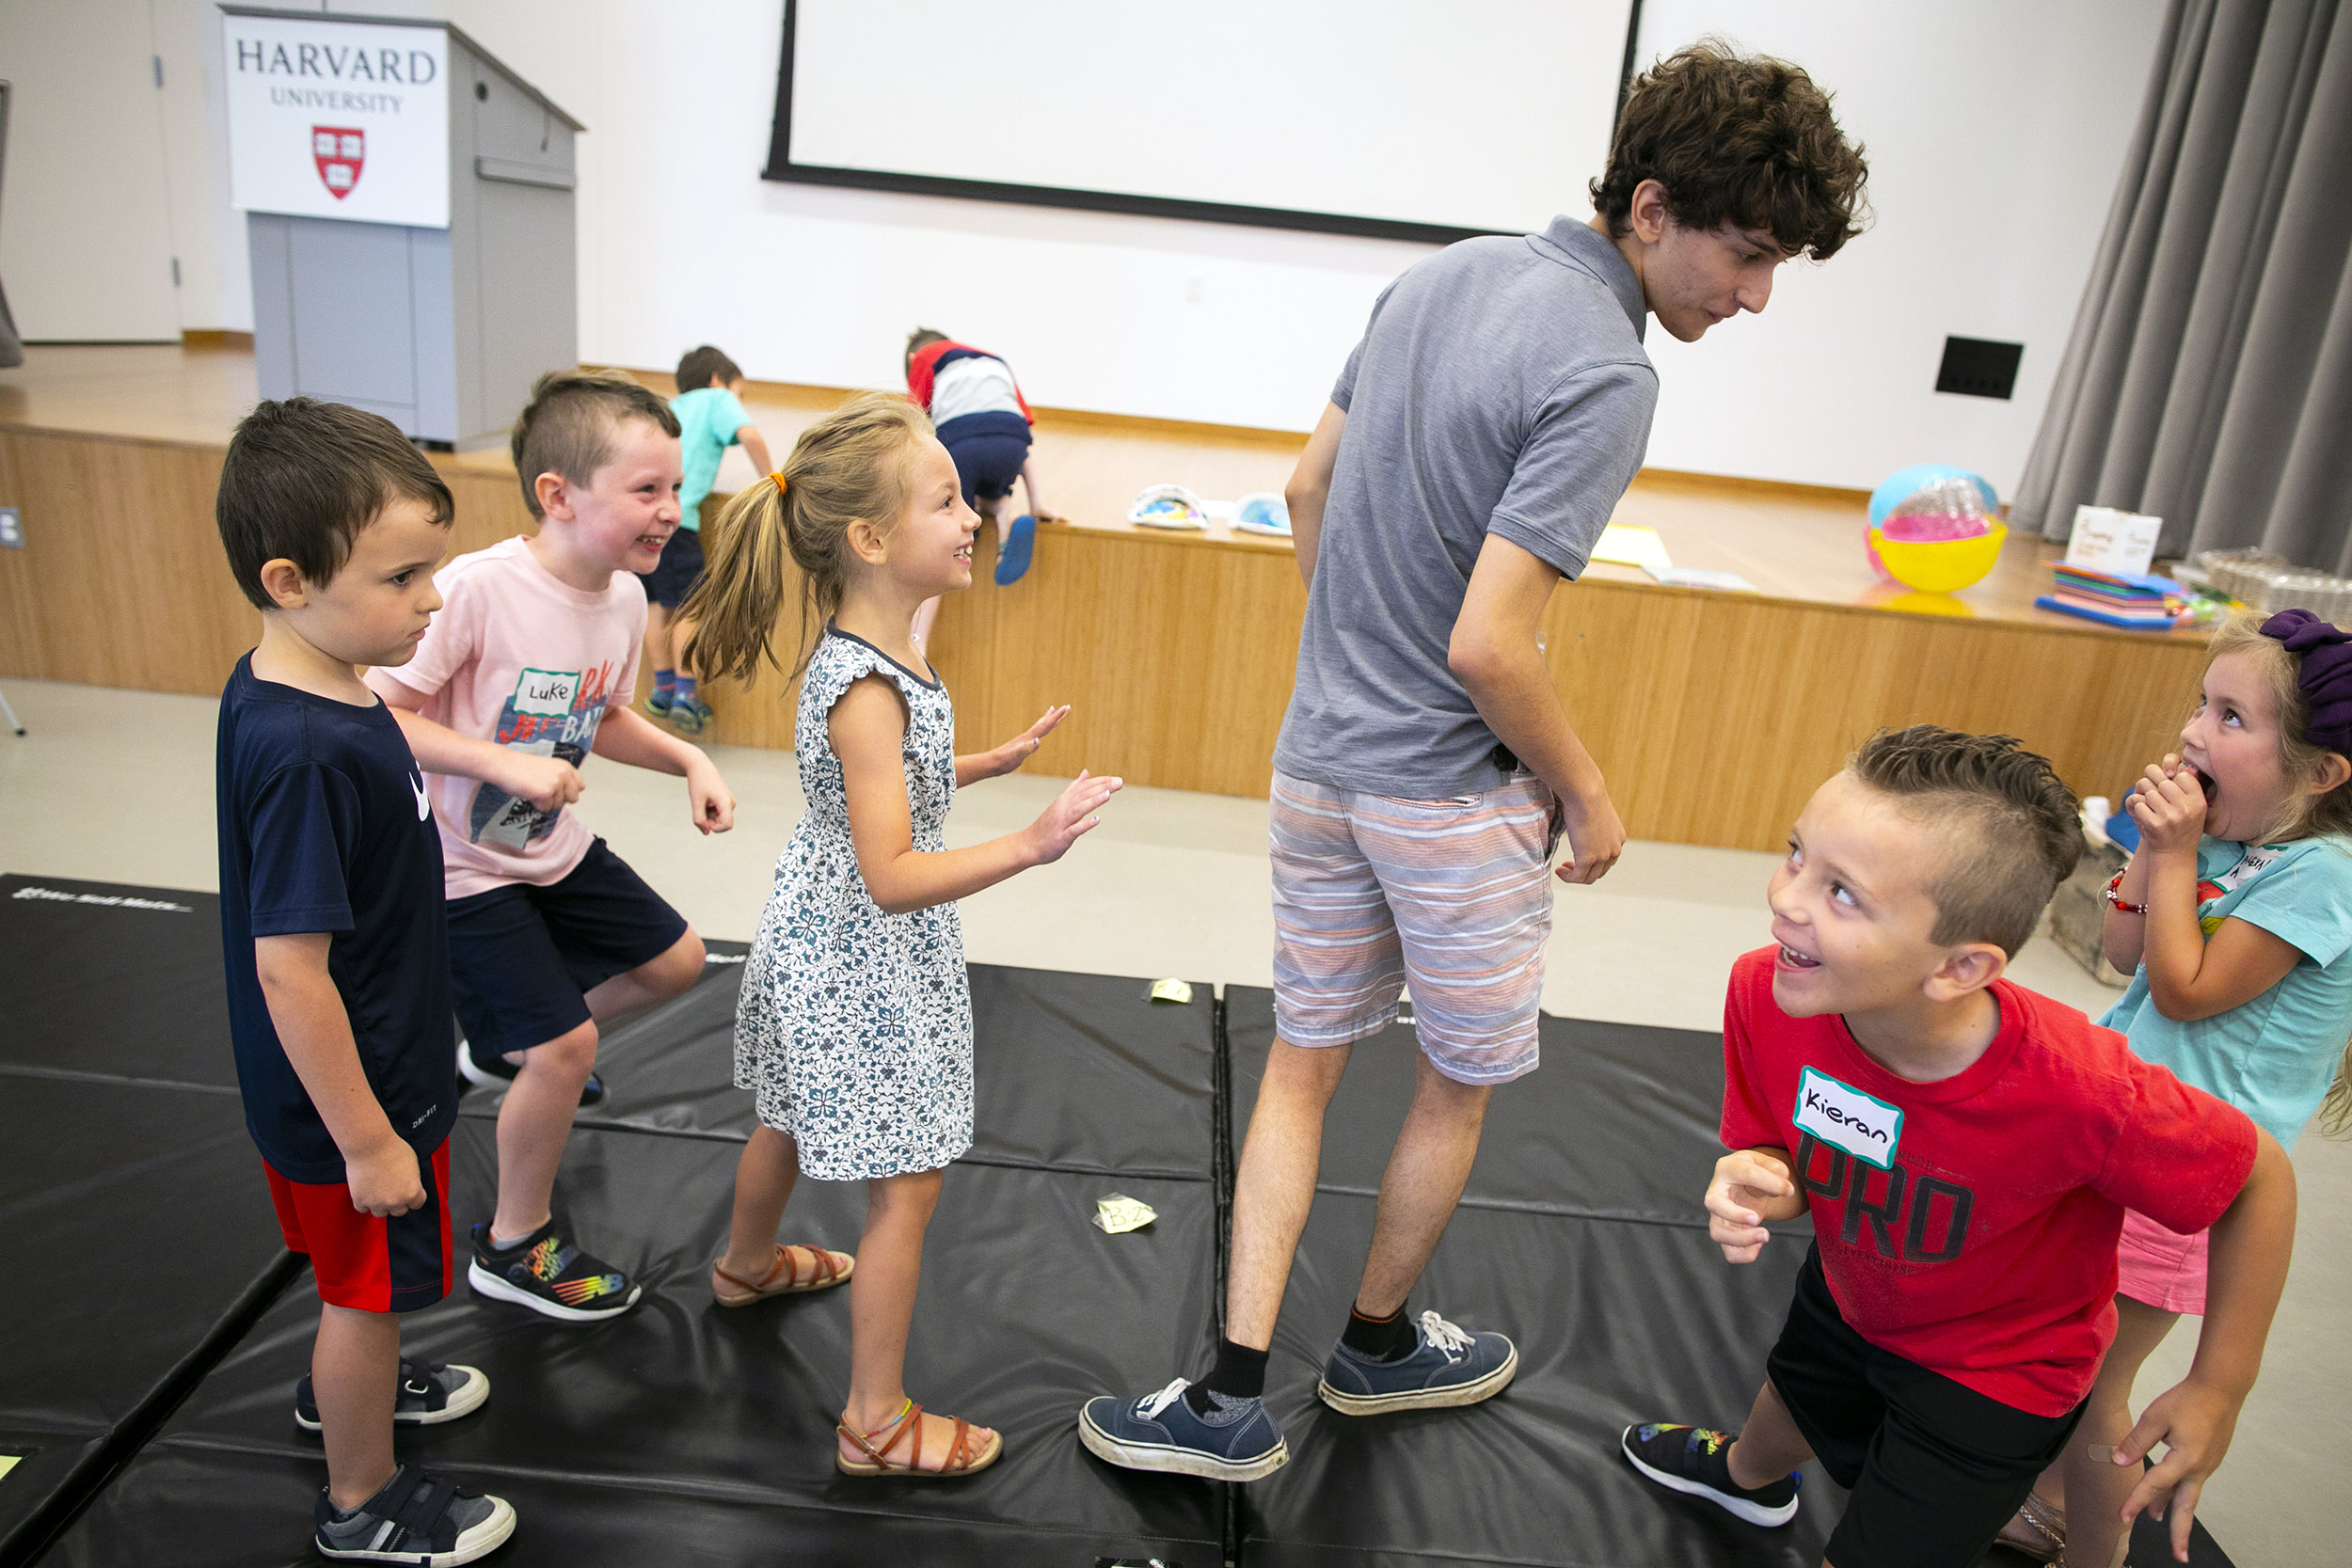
[0,344,2205,851]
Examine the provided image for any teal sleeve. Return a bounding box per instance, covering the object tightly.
[2228,842,2352,965]
[717,389,750,446]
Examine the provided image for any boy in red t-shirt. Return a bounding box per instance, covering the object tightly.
[1622,727,2296,1568]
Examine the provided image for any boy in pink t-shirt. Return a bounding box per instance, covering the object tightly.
[367,370,736,1323]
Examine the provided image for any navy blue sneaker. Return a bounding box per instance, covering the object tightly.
[1621,1422,1801,1527]
[994,513,1038,585]
[1316,1309,1517,1416]
[1078,1378,1289,1481]
[298,1357,487,1431]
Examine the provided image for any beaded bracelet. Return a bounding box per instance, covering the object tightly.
[2103,869,2148,916]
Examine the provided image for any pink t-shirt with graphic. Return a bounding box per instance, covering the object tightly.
[364,536,644,898]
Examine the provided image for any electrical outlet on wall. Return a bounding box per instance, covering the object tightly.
[0,507,24,548]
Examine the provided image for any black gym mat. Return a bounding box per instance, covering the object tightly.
[6,879,2234,1566]
[0,1075,299,1563]
[0,874,238,1090]
[543,953,1220,1178]
[54,1116,1228,1566]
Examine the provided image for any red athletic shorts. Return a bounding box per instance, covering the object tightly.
[264,1138,454,1313]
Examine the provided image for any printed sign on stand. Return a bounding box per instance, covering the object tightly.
[2064,505,2164,578]
[222,11,450,228]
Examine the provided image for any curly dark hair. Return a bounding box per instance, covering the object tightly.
[1849,726,2081,957]
[1592,40,1868,261]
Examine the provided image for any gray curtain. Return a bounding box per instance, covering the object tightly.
[2013,0,2352,569]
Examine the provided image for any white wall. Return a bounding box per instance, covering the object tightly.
[27,1,2164,497]
[0,0,182,340]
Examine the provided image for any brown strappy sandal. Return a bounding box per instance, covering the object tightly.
[834,1401,1002,1479]
[710,1243,853,1307]
[1996,1491,2066,1564]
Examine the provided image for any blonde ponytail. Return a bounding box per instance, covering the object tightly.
[2321,1037,2352,1138]
[680,390,931,684]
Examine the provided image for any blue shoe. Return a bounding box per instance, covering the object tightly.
[666,695,712,735]
[641,691,674,720]
[1078,1378,1289,1481]
[1316,1309,1517,1416]
[994,513,1037,585]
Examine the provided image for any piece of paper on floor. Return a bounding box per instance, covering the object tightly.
[1593,523,1674,575]
[1093,1194,1158,1233]
[1148,977,1194,1005]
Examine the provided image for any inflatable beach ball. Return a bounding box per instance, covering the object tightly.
[1867,466,2004,593]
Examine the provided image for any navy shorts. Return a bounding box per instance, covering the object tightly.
[638,524,706,610]
[1767,1245,2087,1568]
[445,838,690,1057]
[942,431,1030,507]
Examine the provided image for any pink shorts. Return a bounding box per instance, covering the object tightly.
[2116,1208,2209,1315]
[1269,770,1558,1085]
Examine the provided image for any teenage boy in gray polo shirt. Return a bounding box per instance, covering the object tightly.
[1083,42,1868,1480]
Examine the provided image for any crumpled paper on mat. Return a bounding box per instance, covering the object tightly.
[1092,1193,1157,1234]
[1148,978,1193,1006]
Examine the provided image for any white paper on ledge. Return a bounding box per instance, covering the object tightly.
[1591,523,1674,575]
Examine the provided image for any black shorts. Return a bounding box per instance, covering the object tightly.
[445,838,689,1057]
[1767,1245,2087,1568]
[638,524,706,610]
[941,430,1030,507]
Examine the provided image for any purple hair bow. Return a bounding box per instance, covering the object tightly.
[2261,609,2352,752]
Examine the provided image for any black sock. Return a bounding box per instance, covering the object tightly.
[1183,1338,1269,1414]
[1342,1301,1415,1362]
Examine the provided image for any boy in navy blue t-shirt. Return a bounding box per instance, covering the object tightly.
[215,399,516,1564]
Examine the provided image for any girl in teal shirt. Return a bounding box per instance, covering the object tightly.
[2005,609,2352,1565]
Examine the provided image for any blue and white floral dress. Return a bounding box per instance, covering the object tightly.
[735,627,973,1180]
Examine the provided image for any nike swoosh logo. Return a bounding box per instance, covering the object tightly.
[410,772,431,821]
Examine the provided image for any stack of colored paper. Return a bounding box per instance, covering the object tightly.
[2035,563,2188,629]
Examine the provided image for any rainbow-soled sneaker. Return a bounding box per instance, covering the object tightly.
[1621,1421,1800,1526]
[468,1221,642,1323]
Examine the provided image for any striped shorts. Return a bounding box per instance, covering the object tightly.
[1269,770,1559,1085]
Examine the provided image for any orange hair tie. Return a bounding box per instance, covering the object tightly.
[770,470,788,496]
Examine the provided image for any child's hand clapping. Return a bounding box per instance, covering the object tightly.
[982,706,1071,780]
[1022,769,1122,866]
[2126,753,2207,857]
[1706,1148,1797,1264]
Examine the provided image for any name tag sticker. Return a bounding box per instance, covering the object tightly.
[1794,1067,1902,1171]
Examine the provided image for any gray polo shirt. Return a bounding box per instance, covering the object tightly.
[1272,215,1657,799]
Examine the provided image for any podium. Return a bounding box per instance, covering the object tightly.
[221,8,582,448]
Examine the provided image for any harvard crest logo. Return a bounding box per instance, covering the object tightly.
[311,125,364,198]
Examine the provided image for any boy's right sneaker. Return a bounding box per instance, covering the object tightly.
[1620,1422,1801,1527]
[1077,1377,1290,1481]
[297,1358,487,1431]
[666,695,714,735]
[314,1466,515,1564]
[467,1221,641,1323]
[640,691,674,721]
[456,1037,605,1107]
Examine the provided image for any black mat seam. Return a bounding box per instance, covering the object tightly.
[0,1063,239,1097]
[1235,1536,1635,1568]
[0,1249,305,1567]
[135,1432,1228,1546]
[1307,1189,1718,1231]
[446,1101,1218,1181]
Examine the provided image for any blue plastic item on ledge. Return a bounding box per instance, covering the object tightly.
[2104,809,2142,853]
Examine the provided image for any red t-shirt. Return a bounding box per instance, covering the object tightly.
[1720,947,2257,1416]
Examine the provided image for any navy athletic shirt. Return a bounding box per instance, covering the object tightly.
[215,654,456,1182]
